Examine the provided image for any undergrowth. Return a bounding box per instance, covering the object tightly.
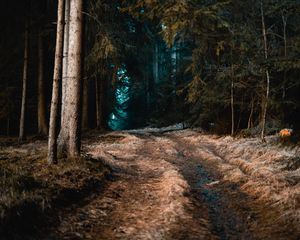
[0,139,110,239]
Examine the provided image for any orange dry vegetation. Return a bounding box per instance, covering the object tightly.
[190,134,300,239]
[279,128,292,137]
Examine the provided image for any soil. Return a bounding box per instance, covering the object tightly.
[43,129,299,240]
[1,129,298,239]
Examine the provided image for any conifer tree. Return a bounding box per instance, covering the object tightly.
[48,0,65,164]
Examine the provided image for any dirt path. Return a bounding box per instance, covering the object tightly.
[46,129,299,240]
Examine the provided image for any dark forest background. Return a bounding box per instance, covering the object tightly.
[0,0,300,138]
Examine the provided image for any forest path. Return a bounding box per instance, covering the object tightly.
[48,129,281,240]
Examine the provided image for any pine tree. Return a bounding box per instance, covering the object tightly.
[19,21,29,142]
[65,0,83,158]
[37,27,48,136]
[58,0,70,156]
[48,0,65,164]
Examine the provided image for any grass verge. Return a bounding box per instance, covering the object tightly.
[0,138,110,239]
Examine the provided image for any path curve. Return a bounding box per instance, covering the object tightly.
[47,129,299,240]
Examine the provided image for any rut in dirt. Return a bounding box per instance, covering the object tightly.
[46,130,263,240]
[161,133,255,240]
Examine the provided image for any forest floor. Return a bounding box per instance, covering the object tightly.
[0,128,299,239]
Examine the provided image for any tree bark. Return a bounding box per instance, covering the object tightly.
[81,76,89,130]
[6,116,10,136]
[231,64,235,136]
[96,73,107,130]
[19,21,29,142]
[248,96,254,129]
[37,28,48,136]
[66,0,83,158]
[95,76,101,129]
[171,44,177,103]
[6,79,10,136]
[81,11,88,131]
[146,64,151,113]
[153,42,159,85]
[48,0,65,164]
[58,0,70,155]
[260,1,270,142]
[282,13,287,100]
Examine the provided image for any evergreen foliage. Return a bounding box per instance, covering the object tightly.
[0,0,300,136]
[124,0,300,134]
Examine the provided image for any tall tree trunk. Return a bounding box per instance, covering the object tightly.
[231,64,235,136]
[81,11,88,130]
[58,0,70,155]
[282,13,287,100]
[281,13,288,123]
[260,1,270,141]
[145,55,153,115]
[37,28,48,135]
[95,77,101,129]
[95,62,108,130]
[171,44,177,104]
[81,76,89,130]
[5,79,10,136]
[66,0,83,158]
[248,96,254,129]
[48,0,65,164]
[6,117,10,136]
[153,42,159,85]
[145,65,150,112]
[96,72,106,130]
[19,21,29,142]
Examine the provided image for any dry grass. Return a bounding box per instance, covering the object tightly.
[183,133,300,239]
[0,138,109,238]
[84,131,216,239]
[1,130,298,239]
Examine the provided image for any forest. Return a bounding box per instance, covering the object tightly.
[0,0,299,239]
